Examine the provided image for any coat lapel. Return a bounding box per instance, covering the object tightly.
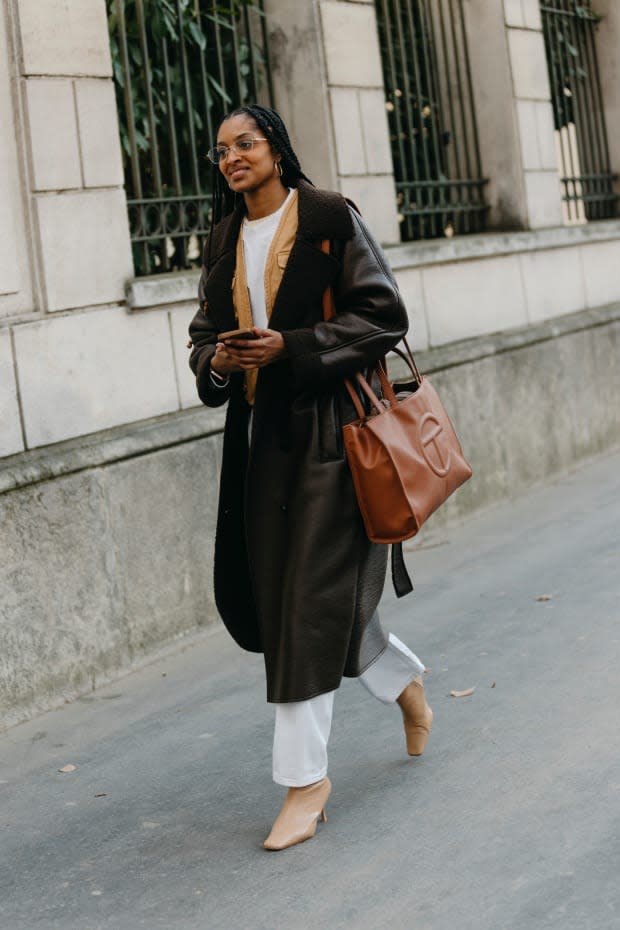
[203,207,244,332]
[268,181,355,331]
[204,182,356,332]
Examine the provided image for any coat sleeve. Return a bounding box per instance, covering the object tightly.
[187,258,232,408]
[280,208,409,391]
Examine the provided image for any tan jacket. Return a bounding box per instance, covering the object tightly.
[233,190,299,404]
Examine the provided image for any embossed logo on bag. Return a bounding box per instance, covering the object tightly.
[420,413,451,477]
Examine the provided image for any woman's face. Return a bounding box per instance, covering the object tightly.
[216,113,282,195]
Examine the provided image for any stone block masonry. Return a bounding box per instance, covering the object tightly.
[2,306,619,729]
[13,306,179,447]
[504,3,563,228]
[1,429,222,730]
[16,0,133,314]
[17,0,112,77]
[0,330,23,457]
[318,0,400,244]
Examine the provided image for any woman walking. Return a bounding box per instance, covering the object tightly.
[188,105,432,851]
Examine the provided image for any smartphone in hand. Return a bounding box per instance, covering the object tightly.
[218,327,261,344]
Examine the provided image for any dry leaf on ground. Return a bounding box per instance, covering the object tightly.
[450,687,475,698]
[58,764,77,773]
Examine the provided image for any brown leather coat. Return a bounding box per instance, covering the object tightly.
[189,182,409,703]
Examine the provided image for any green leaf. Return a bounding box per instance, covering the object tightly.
[187,19,207,50]
[207,73,232,104]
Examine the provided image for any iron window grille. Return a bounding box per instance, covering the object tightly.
[541,1,617,223]
[108,0,272,277]
[375,0,488,242]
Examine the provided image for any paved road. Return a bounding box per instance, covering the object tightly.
[1,451,619,930]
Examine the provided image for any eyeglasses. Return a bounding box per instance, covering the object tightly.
[206,136,269,165]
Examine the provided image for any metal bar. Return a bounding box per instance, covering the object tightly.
[135,0,162,195]
[243,4,260,101]
[114,0,147,271]
[378,0,408,224]
[397,178,489,188]
[176,0,200,194]
[458,0,483,190]
[543,4,578,220]
[546,3,572,218]
[135,0,167,269]
[211,0,228,124]
[421,0,450,232]
[259,0,275,105]
[540,4,598,21]
[587,20,614,218]
[195,8,214,146]
[581,11,613,216]
[436,0,464,211]
[397,0,431,233]
[395,0,423,215]
[447,0,473,232]
[162,38,182,197]
[414,0,444,235]
[114,0,142,200]
[565,1,599,218]
[229,5,244,104]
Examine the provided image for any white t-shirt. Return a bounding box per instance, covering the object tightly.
[242,188,294,328]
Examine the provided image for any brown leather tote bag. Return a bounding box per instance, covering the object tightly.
[340,349,472,543]
[321,240,472,545]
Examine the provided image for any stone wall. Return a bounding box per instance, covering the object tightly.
[2,0,620,727]
[2,0,620,458]
[2,305,618,730]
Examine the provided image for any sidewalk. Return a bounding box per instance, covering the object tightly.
[1,450,619,930]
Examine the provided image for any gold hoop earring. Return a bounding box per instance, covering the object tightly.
[275,161,283,178]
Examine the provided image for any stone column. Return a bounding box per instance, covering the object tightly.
[262,0,339,192]
[15,0,133,313]
[464,0,563,230]
[0,2,33,323]
[264,0,399,245]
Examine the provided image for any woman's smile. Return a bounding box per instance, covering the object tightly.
[228,165,249,183]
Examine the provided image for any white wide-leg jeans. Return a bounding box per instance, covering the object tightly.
[272,633,425,787]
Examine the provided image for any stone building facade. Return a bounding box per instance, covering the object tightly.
[1,0,619,726]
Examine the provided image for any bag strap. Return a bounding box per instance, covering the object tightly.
[320,240,422,388]
[320,239,414,599]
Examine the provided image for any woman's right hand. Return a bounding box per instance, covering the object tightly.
[210,343,244,375]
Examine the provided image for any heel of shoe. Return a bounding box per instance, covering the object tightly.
[263,777,332,851]
[398,679,433,757]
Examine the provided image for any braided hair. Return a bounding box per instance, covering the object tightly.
[207,105,313,251]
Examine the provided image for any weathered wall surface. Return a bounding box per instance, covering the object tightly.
[2,306,618,729]
[1,428,222,729]
[1,0,620,730]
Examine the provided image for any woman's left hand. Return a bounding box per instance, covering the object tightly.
[222,327,286,370]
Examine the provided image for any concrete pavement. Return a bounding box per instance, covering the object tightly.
[1,450,619,930]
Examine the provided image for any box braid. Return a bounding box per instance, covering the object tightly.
[207,104,313,268]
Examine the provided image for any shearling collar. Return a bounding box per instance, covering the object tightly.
[208,180,355,264]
